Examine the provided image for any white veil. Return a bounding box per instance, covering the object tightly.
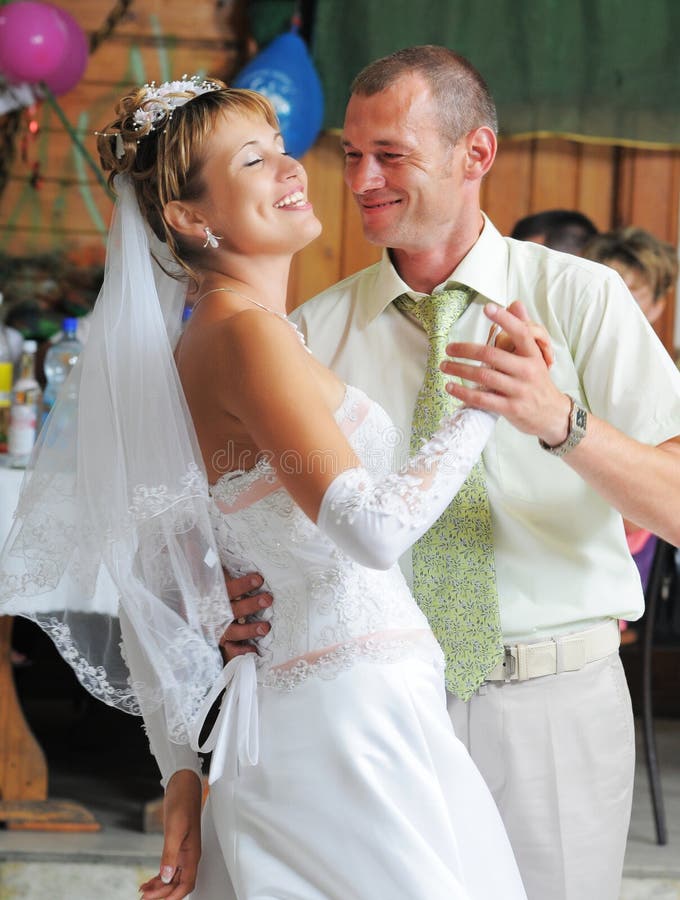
[0,176,232,743]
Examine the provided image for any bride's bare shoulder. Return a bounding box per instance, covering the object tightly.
[217,308,307,366]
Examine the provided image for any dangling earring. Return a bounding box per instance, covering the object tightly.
[202,226,223,249]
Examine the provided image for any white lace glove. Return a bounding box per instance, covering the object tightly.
[317,407,496,570]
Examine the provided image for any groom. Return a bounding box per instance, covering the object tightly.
[221,46,680,899]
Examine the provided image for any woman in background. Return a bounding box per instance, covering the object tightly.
[583,226,678,620]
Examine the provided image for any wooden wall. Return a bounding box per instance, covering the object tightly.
[0,0,247,254]
[1,0,678,351]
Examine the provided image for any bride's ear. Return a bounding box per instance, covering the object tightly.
[163,200,205,241]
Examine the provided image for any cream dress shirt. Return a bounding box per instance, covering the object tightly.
[293,215,680,641]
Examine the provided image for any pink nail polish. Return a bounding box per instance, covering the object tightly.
[160,865,175,884]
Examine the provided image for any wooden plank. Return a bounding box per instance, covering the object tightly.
[287,133,346,310]
[615,148,679,352]
[576,144,615,231]
[622,150,677,239]
[483,138,533,235]
[530,138,580,212]
[0,617,48,803]
[0,799,100,832]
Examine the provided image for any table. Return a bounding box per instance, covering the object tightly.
[0,461,99,831]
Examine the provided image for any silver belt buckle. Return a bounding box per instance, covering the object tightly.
[502,646,517,682]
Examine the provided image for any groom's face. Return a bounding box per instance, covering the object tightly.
[341,74,466,255]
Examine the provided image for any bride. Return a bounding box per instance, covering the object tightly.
[1,78,528,899]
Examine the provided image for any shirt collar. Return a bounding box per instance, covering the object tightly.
[361,213,511,325]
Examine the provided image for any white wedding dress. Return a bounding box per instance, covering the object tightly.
[178,384,526,900]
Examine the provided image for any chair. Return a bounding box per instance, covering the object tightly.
[640,537,678,846]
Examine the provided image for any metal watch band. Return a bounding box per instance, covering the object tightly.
[538,397,588,458]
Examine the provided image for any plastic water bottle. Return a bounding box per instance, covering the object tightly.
[8,339,42,467]
[42,317,82,425]
[0,318,12,455]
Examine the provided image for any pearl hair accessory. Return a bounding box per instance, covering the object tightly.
[95,75,222,156]
[132,75,222,133]
[203,227,223,249]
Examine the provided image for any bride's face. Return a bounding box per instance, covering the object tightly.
[197,110,322,255]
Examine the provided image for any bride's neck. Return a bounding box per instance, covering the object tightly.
[195,257,291,315]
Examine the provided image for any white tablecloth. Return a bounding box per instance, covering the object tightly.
[0,460,119,615]
[0,463,24,547]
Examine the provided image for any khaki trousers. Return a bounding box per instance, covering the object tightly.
[448,651,635,900]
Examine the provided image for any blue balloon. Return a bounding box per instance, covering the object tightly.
[232,30,324,159]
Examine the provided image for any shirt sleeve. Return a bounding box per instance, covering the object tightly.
[119,607,203,790]
[563,266,680,445]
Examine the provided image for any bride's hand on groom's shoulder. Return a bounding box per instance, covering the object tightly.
[219,569,273,663]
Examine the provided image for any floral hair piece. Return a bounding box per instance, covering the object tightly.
[132,75,222,133]
[95,74,222,159]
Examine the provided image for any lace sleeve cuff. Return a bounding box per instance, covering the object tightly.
[318,407,496,569]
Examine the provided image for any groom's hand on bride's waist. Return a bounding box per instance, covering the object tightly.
[220,569,272,663]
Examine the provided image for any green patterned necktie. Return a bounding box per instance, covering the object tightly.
[395,287,503,700]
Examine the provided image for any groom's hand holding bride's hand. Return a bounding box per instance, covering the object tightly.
[220,571,272,663]
[441,300,573,448]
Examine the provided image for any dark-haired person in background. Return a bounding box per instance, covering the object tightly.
[511,208,598,255]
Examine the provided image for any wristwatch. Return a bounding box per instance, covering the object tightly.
[538,397,588,457]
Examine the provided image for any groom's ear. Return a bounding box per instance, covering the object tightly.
[163,200,205,240]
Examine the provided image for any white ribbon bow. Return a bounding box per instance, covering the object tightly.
[189,653,259,785]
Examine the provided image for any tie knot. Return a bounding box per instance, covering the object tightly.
[395,286,474,337]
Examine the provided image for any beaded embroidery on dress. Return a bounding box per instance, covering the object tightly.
[209,384,444,690]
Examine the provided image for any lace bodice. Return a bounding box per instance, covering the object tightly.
[209,385,441,689]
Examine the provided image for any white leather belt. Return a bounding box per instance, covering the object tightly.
[484,619,620,683]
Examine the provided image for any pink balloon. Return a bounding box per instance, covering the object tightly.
[0,56,22,84]
[43,7,88,95]
[0,2,68,83]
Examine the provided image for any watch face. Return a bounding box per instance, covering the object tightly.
[574,406,587,430]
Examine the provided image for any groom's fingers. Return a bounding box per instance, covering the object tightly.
[225,572,263,601]
[221,569,272,657]
[229,592,273,622]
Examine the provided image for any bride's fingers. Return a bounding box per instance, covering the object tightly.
[483,302,554,368]
[139,876,175,899]
[506,299,530,322]
[530,326,554,367]
[483,303,542,359]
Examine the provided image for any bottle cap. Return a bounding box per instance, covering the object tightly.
[23,339,37,353]
[62,317,79,333]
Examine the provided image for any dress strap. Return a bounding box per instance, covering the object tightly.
[189,653,259,784]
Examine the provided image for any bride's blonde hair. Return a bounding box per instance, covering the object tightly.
[97,80,279,282]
